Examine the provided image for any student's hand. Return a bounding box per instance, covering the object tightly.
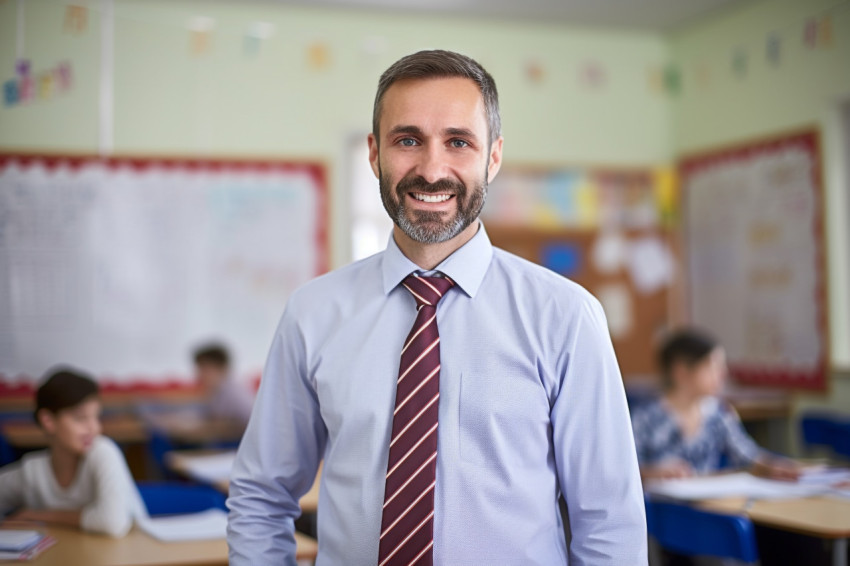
[6,509,46,525]
[751,456,801,482]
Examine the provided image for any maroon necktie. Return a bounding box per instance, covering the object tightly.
[378,273,454,566]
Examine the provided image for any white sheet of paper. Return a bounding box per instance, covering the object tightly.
[137,509,228,542]
[179,451,237,484]
[646,472,830,501]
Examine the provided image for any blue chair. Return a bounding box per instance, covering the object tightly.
[137,481,227,516]
[801,411,850,459]
[645,498,759,564]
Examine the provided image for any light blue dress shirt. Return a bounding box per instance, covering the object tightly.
[227,224,647,565]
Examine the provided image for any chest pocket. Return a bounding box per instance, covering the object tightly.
[457,369,550,468]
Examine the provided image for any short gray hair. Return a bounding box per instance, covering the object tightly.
[372,50,501,146]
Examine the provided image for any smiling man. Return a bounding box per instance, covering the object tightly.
[227,50,647,565]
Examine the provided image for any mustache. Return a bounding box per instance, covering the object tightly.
[395,175,466,196]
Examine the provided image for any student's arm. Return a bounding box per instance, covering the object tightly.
[553,297,647,566]
[78,437,137,537]
[227,303,327,566]
[0,462,26,516]
[9,508,81,527]
[718,402,800,480]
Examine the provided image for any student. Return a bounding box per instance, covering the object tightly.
[0,368,145,537]
[193,343,253,428]
[631,328,799,481]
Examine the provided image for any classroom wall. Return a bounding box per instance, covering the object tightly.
[668,0,850,437]
[0,0,673,271]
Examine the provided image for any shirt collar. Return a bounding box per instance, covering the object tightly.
[381,222,494,298]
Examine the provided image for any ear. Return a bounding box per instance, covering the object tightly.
[36,409,57,434]
[367,133,380,179]
[487,136,504,184]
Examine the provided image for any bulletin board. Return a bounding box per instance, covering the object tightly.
[483,165,679,378]
[680,130,828,390]
[0,154,328,387]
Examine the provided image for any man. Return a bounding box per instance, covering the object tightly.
[227,49,646,565]
[193,342,253,428]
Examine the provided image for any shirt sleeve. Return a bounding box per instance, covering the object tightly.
[79,437,138,537]
[718,402,762,467]
[227,303,327,566]
[551,297,648,565]
[0,461,25,516]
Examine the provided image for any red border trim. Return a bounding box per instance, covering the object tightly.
[680,131,828,390]
[0,154,330,389]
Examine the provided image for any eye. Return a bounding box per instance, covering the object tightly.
[450,139,469,149]
[398,138,418,147]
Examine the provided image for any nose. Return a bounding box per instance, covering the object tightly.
[415,144,449,185]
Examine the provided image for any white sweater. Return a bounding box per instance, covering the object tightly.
[0,435,146,537]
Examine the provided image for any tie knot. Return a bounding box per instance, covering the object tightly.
[402,273,454,310]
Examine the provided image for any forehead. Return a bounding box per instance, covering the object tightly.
[378,77,487,136]
[59,396,101,415]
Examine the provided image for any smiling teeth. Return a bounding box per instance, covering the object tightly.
[413,193,452,203]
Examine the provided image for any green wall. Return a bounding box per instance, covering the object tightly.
[668,0,850,431]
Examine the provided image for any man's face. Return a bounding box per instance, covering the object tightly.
[368,77,502,245]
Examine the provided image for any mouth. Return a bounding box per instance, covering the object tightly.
[409,192,455,203]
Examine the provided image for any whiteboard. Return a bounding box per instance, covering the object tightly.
[681,131,828,390]
[0,156,327,386]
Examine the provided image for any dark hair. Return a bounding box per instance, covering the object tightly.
[35,368,99,421]
[372,49,501,146]
[193,343,230,368]
[657,328,720,389]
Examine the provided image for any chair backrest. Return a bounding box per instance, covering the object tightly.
[801,412,850,459]
[645,499,759,563]
[136,481,227,516]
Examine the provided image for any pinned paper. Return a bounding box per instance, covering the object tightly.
[663,64,681,95]
[592,231,626,274]
[596,284,633,339]
[731,48,748,78]
[647,67,664,94]
[541,243,582,278]
[579,61,606,89]
[627,236,674,294]
[188,16,215,55]
[525,59,546,85]
[818,16,833,48]
[307,42,331,70]
[694,62,711,89]
[803,19,818,48]
[653,167,677,225]
[64,4,87,34]
[243,21,275,57]
[766,32,782,66]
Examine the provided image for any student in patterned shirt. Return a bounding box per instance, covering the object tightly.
[631,328,799,482]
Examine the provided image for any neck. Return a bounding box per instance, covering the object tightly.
[50,443,81,488]
[664,388,702,413]
[394,220,479,271]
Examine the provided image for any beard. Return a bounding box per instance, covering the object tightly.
[379,164,488,245]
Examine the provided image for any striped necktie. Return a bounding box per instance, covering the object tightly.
[378,273,454,566]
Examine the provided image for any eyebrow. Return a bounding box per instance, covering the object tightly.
[386,125,479,141]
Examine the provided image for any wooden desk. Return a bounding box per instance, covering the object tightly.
[1,415,148,448]
[5,524,317,565]
[699,496,850,566]
[165,450,321,514]
[144,414,244,445]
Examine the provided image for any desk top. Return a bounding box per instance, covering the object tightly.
[700,496,850,539]
[4,525,317,565]
[1,415,148,448]
[165,450,321,514]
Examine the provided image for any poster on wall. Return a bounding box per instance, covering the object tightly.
[0,155,327,388]
[681,130,828,390]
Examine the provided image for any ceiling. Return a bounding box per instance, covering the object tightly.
[272,0,749,31]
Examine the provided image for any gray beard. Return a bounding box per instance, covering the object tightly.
[379,166,488,245]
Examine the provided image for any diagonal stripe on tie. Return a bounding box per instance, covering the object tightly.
[379,273,454,566]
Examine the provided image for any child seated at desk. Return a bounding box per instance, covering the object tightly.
[631,328,799,482]
[193,343,253,429]
[0,368,145,537]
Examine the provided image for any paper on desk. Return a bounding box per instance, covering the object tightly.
[646,472,832,501]
[137,509,228,542]
[179,451,236,484]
